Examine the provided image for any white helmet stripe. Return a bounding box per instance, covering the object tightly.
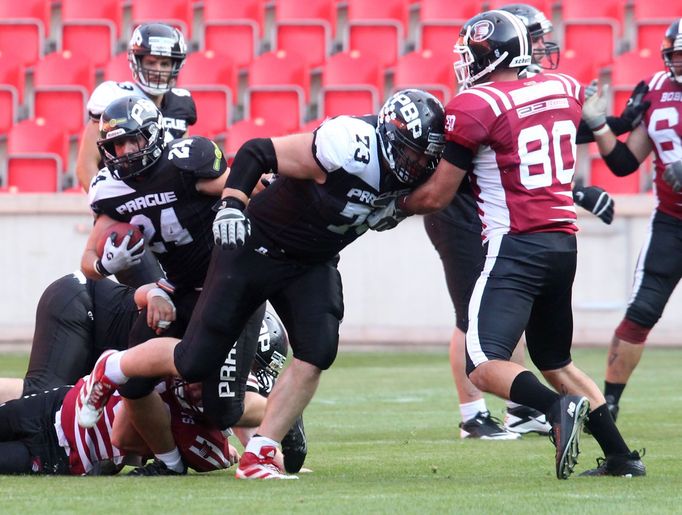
[492,9,529,59]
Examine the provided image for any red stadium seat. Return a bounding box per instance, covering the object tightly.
[609,49,663,115]
[485,0,552,12]
[177,51,237,137]
[319,51,383,118]
[32,52,95,133]
[416,0,480,58]
[0,0,51,35]
[274,0,337,69]
[0,22,44,68]
[244,51,309,132]
[7,120,68,192]
[555,49,599,86]
[202,0,265,68]
[224,118,288,163]
[131,0,194,37]
[103,53,131,82]
[60,0,123,68]
[345,0,410,69]
[0,51,26,104]
[559,0,624,71]
[392,50,454,104]
[632,3,682,51]
[0,87,18,135]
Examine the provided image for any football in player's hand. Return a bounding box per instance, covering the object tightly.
[96,222,144,256]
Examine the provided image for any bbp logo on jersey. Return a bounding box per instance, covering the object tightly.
[471,20,495,42]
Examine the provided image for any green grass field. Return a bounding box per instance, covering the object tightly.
[0,347,680,515]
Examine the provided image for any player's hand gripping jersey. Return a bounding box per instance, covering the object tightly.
[445,73,584,241]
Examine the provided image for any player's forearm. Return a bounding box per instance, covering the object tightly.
[81,249,104,280]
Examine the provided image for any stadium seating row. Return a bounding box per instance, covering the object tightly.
[1,0,676,193]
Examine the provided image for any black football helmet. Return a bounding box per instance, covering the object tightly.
[253,311,289,397]
[377,89,446,185]
[454,10,533,88]
[662,19,682,84]
[499,3,559,71]
[128,23,187,96]
[97,95,165,180]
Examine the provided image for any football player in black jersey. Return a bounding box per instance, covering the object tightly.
[75,23,197,289]
[0,272,175,404]
[78,95,264,475]
[423,2,651,441]
[74,89,446,479]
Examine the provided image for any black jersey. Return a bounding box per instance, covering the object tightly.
[428,179,482,234]
[87,81,197,142]
[89,136,226,289]
[247,115,411,262]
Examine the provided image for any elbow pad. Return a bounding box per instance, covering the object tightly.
[603,140,640,177]
[225,138,278,196]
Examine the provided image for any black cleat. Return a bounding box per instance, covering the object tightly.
[127,458,187,476]
[580,449,646,477]
[548,396,590,479]
[282,415,308,473]
[459,411,520,440]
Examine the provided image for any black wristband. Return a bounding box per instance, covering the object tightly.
[216,196,246,211]
[603,140,641,177]
[95,259,111,277]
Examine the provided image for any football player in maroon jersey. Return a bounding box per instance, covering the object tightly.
[374,10,645,479]
[582,19,682,428]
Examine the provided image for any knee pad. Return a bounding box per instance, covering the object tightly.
[614,318,651,345]
[118,377,158,400]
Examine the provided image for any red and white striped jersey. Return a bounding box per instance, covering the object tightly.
[643,71,682,220]
[57,378,124,476]
[57,378,232,475]
[445,73,583,241]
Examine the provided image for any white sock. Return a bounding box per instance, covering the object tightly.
[245,436,280,456]
[104,351,129,385]
[460,399,487,423]
[155,448,184,473]
[506,400,521,410]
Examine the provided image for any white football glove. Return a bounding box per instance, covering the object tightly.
[100,232,145,275]
[213,199,251,250]
[582,80,609,130]
[367,196,410,232]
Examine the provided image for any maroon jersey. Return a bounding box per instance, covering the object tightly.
[445,73,583,241]
[644,71,682,220]
[57,378,231,475]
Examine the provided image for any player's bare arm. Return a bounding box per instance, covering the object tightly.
[75,121,102,192]
[403,157,467,215]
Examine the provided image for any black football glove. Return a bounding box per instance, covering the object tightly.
[663,160,682,193]
[619,80,651,130]
[573,185,614,225]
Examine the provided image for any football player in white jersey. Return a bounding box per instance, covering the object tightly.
[375,10,645,479]
[76,23,196,192]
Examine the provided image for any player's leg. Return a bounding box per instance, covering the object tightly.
[604,212,682,418]
[424,216,517,438]
[237,260,342,479]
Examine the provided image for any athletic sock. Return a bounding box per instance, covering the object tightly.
[604,381,626,405]
[104,351,129,385]
[460,399,487,423]
[155,447,184,473]
[245,435,280,456]
[509,370,560,415]
[585,403,630,456]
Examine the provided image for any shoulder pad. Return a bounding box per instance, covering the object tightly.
[170,88,192,98]
[314,116,376,172]
[87,81,138,118]
[165,137,227,178]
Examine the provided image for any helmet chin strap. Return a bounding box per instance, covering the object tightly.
[469,51,509,85]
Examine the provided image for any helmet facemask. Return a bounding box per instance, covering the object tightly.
[130,54,184,96]
[662,47,682,84]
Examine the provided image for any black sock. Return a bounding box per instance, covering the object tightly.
[509,371,560,414]
[585,404,630,456]
[604,381,626,405]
